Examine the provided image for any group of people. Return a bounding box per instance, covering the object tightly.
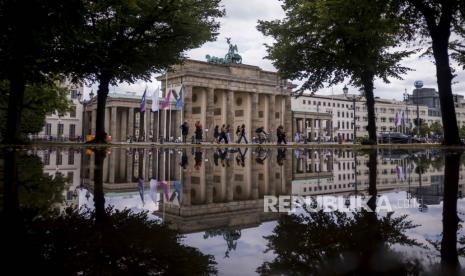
[178,122,288,144]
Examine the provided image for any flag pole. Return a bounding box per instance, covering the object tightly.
[157,88,160,142]
[169,84,172,142]
[164,71,168,142]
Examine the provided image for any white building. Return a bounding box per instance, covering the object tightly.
[37,79,84,140]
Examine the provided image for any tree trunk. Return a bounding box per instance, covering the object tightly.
[93,148,107,223]
[440,151,461,273]
[92,75,110,143]
[3,73,25,144]
[362,72,377,144]
[432,34,461,145]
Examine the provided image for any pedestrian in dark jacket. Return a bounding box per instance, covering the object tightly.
[180,122,189,143]
[213,125,220,143]
[219,124,229,144]
[195,121,202,144]
[237,124,248,144]
[277,125,287,145]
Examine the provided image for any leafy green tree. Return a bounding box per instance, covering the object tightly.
[459,125,465,139]
[400,0,465,145]
[430,121,444,136]
[0,79,71,137]
[257,0,412,144]
[67,0,223,143]
[0,0,84,144]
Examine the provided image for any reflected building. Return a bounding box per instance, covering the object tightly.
[34,148,82,207]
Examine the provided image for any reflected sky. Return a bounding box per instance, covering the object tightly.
[2,147,465,275]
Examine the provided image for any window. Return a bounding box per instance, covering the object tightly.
[58,124,64,136]
[45,123,52,135]
[70,105,76,118]
[56,150,62,165]
[337,111,340,117]
[303,100,306,104]
[70,89,78,99]
[43,152,50,165]
[68,150,75,165]
[69,124,75,138]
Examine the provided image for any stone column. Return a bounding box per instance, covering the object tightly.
[252,93,259,138]
[310,119,314,142]
[121,109,127,142]
[268,94,276,141]
[104,107,110,134]
[128,108,134,139]
[206,154,213,204]
[226,90,234,140]
[91,109,96,134]
[109,150,115,183]
[184,85,193,136]
[110,107,117,141]
[206,87,215,142]
[145,109,151,141]
[127,151,133,183]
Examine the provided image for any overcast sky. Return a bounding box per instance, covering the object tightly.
[85,0,465,100]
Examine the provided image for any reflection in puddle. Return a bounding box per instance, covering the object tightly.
[1,147,465,275]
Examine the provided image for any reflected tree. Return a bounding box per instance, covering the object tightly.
[0,148,217,275]
[258,149,424,275]
[204,228,242,258]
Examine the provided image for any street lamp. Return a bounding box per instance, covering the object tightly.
[343,85,357,143]
[77,89,95,141]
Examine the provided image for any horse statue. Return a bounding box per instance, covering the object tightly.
[206,38,242,64]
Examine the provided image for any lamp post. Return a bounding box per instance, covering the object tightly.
[77,89,94,142]
[343,85,357,143]
[403,90,409,136]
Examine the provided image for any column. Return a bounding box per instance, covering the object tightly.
[128,108,134,139]
[251,93,259,138]
[127,151,133,182]
[110,107,117,141]
[109,150,115,183]
[91,109,96,134]
[145,109,151,141]
[247,93,253,142]
[226,90,234,139]
[206,87,215,142]
[183,85,193,136]
[310,119,314,142]
[206,155,213,204]
[121,109,127,142]
[268,94,276,140]
[104,107,110,134]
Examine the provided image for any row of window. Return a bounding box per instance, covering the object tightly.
[47,105,77,118]
[302,99,352,109]
[43,150,76,166]
[45,123,76,137]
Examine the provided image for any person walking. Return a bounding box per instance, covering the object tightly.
[237,124,248,144]
[213,125,220,143]
[180,122,189,143]
[195,121,203,144]
[219,124,229,144]
[277,125,287,145]
[235,126,241,143]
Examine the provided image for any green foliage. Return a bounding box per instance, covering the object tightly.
[356,135,376,145]
[412,121,430,137]
[0,79,71,135]
[429,122,443,135]
[459,125,465,138]
[257,0,412,94]
[67,0,224,84]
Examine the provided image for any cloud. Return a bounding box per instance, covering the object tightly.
[84,0,465,102]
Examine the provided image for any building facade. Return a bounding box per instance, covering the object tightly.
[38,79,84,140]
[84,59,293,142]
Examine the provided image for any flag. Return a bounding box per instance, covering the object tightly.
[149,178,158,204]
[409,121,413,129]
[138,177,145,205]
[175,86,183,111]
[151,87,160,112]
[401,111,405,125]
[140,87,147,113]
[161,89,171,110]
[394,113,399,127]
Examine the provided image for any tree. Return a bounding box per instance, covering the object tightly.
[67,0,223,143]
[401,0,465,145]
[459,125,465,139]
[257,0,413,144]
[0,79,71,138]
[430,121,444,136]
[0,0,83,144]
